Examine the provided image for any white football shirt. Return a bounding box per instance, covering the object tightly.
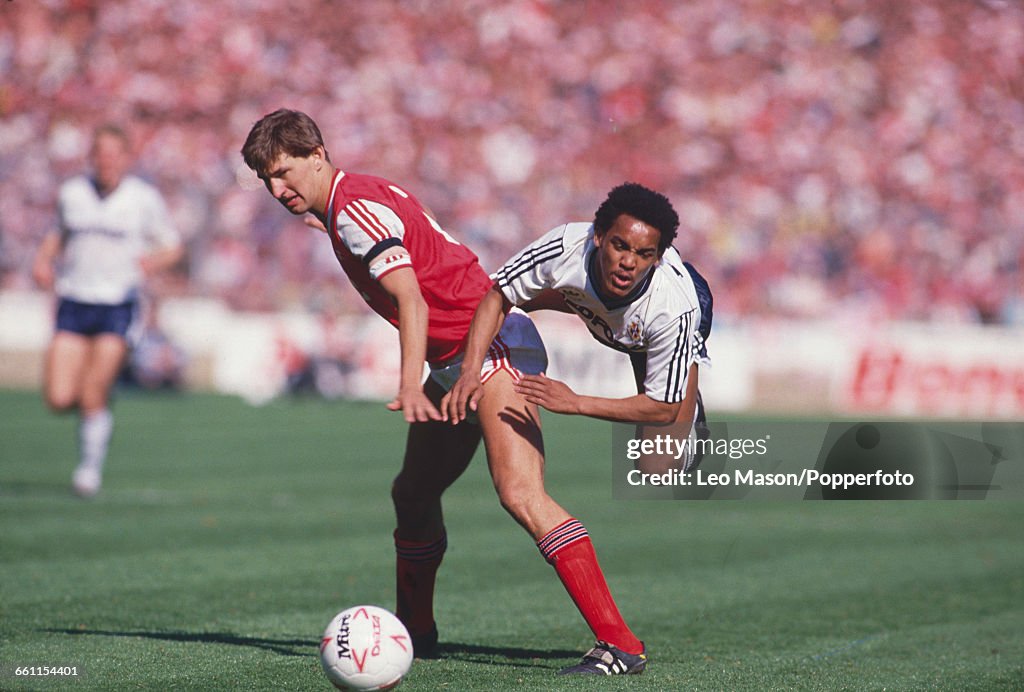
[55,174,180,304]
[494,222,712,404]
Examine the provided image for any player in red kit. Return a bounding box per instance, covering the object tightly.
[322,171,492,363]
[242,109,644,675]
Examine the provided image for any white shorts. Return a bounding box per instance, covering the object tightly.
[428,309,548,391]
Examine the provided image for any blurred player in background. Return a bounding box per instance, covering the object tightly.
[31,124,184,498]
[445,183,712,670]
[242,109,645,675]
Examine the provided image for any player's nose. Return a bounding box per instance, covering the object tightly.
[269,179,288,198]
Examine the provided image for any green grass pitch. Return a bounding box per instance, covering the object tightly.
[1,388,1022,690]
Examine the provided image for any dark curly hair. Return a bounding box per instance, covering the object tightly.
[593,182,679,254]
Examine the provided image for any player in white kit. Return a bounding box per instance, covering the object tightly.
[448,182,711,431]
[32,124,184,497]
[444,182,712,674]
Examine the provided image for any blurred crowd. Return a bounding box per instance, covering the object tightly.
[1,0,1022,325]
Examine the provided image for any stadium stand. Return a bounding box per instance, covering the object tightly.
[1,0,1021,326]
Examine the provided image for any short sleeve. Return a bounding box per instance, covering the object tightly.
[335,199,412,279]
[640,307,708,404]
[493,224,567,305]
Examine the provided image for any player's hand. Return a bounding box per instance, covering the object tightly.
[514,374,581,415]
[31,260,54,290]
[441,374,484,425]
[304,215,328,234]
[387,386,443,423]
[138,255,159,276]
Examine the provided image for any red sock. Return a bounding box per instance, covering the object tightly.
[394,532,446,637]
[537,518,643,655]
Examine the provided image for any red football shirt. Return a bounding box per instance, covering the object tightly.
[325,170,492,364]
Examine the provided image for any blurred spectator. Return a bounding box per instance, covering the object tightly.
[1,0,1021,325]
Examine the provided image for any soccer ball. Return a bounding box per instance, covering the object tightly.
[319,605,413,691]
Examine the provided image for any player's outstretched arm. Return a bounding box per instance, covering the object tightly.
[378,266,442,423]
[515,374,681,423]
[516,363,699,426]
[441,286,510,424]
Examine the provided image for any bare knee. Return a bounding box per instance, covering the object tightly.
[44,390,78,413]
[494,478,542,526]
[635,454,683,475]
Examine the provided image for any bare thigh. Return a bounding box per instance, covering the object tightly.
[44,332,92,411]
[79,334,128,412]
[43,332,127,413]
[476,370,570,540]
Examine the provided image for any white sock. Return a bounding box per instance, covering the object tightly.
[78,408,114,473]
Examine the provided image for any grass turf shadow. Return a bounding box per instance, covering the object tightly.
[46,629,581,669]
[430,641,581,670]
[46,628,314,657]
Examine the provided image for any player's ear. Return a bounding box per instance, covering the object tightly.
[312,146,327,170]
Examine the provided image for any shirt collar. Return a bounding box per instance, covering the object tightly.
[586,245,656,310]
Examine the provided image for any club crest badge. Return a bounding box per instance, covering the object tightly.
[627,318,643,345]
